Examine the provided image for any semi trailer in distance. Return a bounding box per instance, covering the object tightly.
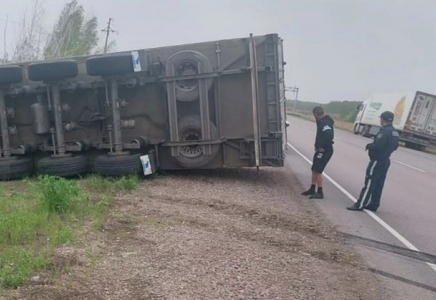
[0,33,287,180]
[353,91,436,150]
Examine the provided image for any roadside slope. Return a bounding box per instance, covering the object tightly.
[4,166,388,300]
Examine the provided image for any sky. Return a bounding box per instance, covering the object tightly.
[0,0,435,103]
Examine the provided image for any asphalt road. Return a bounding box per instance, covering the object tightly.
[285,116,436,300]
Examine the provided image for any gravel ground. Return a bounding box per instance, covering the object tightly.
[3,167,389,300]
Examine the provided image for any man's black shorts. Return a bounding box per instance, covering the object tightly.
[311,149,333,173]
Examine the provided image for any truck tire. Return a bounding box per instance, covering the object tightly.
[166,50,213,102]
[417,145,426,151]
[0,157,33,180]
[405,142,425,151]
[86,54,134,77]
[0,65,23,85]
[362,125,371,137]
[353,123,359,135]
[94,153,142,176]
[28,60,78,82]
[174,115,219,168]
[38,155,88,177]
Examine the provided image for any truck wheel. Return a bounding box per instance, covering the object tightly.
[0,157,33,180]
[0,65,23,85]
[353,124,359,135]
[405,142,424,151]
[174,115,219,168]
[417,145,426,151]
[28,60,78,82]
[362,125,371,137]
[94,153,142,176]
[166,50,213,102]
[38,155,88,177]
[86,54,134,77]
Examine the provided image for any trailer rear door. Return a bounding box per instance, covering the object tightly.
[408,93,436,133]
[423,95,436,137]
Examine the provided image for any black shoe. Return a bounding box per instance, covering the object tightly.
[301,190,315,196]
[364,206,378,212]
[310,193,324,199]
[346,203,363,211]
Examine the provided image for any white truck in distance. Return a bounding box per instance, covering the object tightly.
[353,91,436,150]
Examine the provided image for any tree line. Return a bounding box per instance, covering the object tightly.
[286,99,362,122]
[3,0,116,64]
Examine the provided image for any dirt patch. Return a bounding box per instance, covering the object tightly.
[2,167,389,300]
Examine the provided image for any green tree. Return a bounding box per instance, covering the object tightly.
[11,0,45,62]
[44,0,99,59]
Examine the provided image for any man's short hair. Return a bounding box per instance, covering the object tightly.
[313,106,324,116]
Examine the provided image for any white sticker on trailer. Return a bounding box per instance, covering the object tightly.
[140,155,153,176]
[131,51,141,72]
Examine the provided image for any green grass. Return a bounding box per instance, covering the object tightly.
[0,248,48,288]
[85,174,140,193]
[53,227,76,246]
[0,174,141,289]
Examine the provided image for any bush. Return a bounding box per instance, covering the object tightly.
[38,175,81,213]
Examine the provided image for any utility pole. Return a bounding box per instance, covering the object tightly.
[3,15,8,63]
[285,86,299,111]
[292,86,299,111]
[102,18,114,54]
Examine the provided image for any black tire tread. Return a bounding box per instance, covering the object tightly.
[94,154,142,176]
[0,157,33,180]
[86,54,134,77]
[28,60,78,82]
[38,155,88,177]
[0,65,23,85]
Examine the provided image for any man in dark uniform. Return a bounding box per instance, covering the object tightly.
[301,106,334,199]
[347,111,399,212]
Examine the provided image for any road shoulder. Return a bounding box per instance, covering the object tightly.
[3,167,388,299]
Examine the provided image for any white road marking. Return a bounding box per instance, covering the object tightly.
[287,142,436,274]
[393,160,426,173]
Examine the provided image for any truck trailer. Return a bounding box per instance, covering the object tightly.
[353,91,436,150]
[0,33,287,180]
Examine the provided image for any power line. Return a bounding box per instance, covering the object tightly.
[102,18,114,54]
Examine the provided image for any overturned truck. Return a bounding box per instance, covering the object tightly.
[0,33,287,180]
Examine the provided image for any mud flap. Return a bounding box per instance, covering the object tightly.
[140,151,157,176]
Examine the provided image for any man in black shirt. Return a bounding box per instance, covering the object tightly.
[347,111,399,212]
[301,106,335,199]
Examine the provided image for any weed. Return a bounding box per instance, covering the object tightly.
[85,174,140,192]
[0,173,142,290]
[85,174,113,193]
[115,174,140,191]
[38,175,81,213]
[0,185,48,246]
[53,228,75,246]
[0,248,47,289]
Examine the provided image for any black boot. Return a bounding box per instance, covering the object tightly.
[301,185,316,196]
[310,193,324,199]
[310,187,324,199]
[346,203,363,211]
[364,206,378,212]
